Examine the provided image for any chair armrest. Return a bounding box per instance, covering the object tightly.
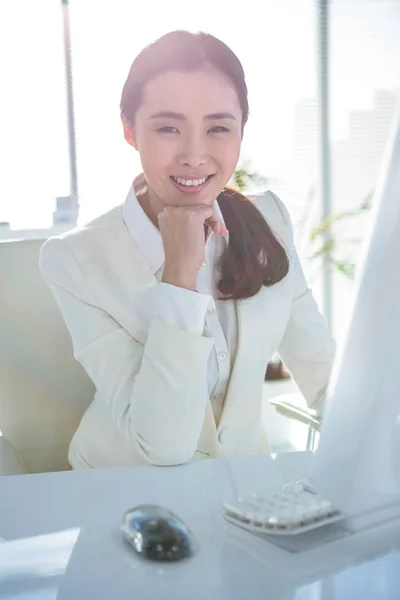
[0,436,27,476]
[270,397,321,429]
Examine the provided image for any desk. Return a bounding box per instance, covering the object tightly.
[1,452,400,599]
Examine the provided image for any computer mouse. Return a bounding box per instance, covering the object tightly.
[120,504,197,562]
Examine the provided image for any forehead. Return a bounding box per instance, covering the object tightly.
[138,69,242,118]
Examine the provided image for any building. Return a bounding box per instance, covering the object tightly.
[52,194,79,227]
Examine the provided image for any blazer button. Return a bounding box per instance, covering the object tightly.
[218,426,231,445]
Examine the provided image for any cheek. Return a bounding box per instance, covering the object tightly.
[137,136,174,173]
[214,138,241,173]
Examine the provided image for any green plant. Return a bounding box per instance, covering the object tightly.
[304,190,373,282]
[231,161,268,192]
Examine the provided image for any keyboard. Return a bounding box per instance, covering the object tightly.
[223,479,344,536]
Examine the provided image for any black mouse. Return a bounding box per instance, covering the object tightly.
[120,504,197,562]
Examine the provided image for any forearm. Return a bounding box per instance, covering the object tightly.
[128,319,213,464]
[77,318,214,466]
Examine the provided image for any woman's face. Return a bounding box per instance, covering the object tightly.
[127,69,243,207]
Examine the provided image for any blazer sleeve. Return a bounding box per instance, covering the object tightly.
[270,193,336,414]
[39,237,214,467]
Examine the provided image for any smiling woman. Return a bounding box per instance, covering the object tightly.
[119,31,290,299]
[39,30,335,470]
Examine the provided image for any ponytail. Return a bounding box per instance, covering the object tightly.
[217,188,290,301]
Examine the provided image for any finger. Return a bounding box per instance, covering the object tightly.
[205,213,229,237]
[163,205,229,236]
[187,205,228,237]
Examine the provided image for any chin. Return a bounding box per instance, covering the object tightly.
[167,187,219,206]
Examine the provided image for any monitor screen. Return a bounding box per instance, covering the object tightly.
[311,97,400,519]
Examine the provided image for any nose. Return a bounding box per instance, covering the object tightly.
[177,132,207,169]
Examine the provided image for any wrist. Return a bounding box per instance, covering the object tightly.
[162,265,197,291]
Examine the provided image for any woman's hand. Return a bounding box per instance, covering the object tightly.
[133,172,228,290]
[159,205,229,291]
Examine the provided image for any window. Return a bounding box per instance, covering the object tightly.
[330,0,400,337]
[0,0,70,229]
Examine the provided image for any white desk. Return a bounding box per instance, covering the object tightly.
[1,452,400,599]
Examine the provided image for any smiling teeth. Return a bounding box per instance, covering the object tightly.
[173,176,208,186]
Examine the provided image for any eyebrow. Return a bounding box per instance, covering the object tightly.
[149,111,236,121]
[206,112,236,121]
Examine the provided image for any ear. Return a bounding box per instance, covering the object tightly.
[121,114,138,150]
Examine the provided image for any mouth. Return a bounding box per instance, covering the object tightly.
[170,174,214,193]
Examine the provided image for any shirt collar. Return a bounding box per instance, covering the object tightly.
[122,184,228,274]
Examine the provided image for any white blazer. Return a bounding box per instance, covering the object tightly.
[39,191,335,469]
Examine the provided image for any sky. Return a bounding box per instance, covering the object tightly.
[0,0,399,229]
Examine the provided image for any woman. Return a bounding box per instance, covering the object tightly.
[40,30,335,469]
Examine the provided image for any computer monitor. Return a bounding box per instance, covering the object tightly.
[311,95,400,528]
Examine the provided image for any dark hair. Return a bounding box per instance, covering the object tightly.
[120,30,290,300]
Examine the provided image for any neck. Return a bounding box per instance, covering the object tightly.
[138,187,164,229]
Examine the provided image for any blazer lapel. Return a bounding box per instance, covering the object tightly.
[217,279,292,455]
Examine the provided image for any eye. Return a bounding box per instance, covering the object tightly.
[157,126,179,134]
[208,126,230,134]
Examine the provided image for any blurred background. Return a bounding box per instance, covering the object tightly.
[0,0,399,341]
